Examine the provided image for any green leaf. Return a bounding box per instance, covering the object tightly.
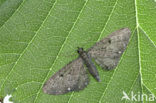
[0,0,155,103]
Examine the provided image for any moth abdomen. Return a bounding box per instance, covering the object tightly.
[77,47,100,82]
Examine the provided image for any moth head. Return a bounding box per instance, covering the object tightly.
[77,47,84,54]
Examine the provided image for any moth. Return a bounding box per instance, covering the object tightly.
[43,28,131,95]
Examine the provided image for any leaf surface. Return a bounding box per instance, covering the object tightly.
[0,0,155,103]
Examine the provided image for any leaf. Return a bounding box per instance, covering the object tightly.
[0,0,155,103]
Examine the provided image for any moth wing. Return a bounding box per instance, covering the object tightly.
[43,58,89,95]
[88,28,131,70]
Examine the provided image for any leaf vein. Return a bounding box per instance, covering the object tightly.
[0,0,56,93]
[33,0,88,102]
[0,0,25,30]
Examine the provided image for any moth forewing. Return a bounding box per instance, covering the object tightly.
[88,28,131,70]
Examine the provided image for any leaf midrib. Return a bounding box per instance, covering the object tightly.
[1,0,155,102]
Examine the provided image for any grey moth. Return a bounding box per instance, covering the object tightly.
[43,28,131,95]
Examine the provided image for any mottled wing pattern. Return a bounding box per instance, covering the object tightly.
[43,58,89,95]
[88,28,131,70]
